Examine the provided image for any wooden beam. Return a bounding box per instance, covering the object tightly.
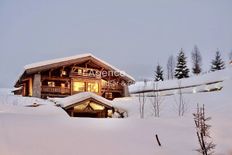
[85,60,91,68]
[49,69,53,77]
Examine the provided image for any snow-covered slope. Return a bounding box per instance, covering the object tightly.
[0,68,232,155]
[129,67,232,93]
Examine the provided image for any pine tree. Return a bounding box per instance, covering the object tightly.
[192,45,202,75]
[211,50,225,72]
[175,49,190,79]
[155,64,164,81]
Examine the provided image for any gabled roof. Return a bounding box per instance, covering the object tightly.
[53,92,113,108]
[15,53,135,86]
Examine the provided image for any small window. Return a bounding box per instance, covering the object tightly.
[101,79,108,87]
[61,70,67,76]
[61,83,65,88]
[77,69,83,75]
[48,81,55,87]
[105,92,112,99]
[107,110,113,117]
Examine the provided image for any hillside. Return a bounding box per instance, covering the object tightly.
[0,67,232,155]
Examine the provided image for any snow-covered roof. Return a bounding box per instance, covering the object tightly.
[53,92,113,108]
[12,86,23,91]
[23,53,134,82]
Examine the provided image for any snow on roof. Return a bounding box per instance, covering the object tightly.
[53,92,113,108]
[24,53,91,70]
[23,53,135,82]
[12,86,23,91]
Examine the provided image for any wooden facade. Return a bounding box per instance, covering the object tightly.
[14,54,135,100]
[64,97,114,118]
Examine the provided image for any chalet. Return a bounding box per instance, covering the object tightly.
[14,53,135,100]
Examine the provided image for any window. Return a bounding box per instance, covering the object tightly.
[77,69,83,75]
[101,79,108,87]
[73,82,85,92]
[61,70,67,76]
[105,92,112,99]
[107,110,113,117]
[90,102,104,110]
[73,101,105,111]
[74,101,88,110]
[48,81,55,87]
[61,83,65,88]
[87,82,99,93]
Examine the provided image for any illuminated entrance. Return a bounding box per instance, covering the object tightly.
[64,97,113,118]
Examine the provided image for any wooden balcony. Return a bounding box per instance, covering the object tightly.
[41,86,71,94]
[101,84,123,92]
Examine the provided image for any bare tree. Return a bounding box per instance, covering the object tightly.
[178,81,185,116]
[173,80,187,116]
[192,45,202,75]
[149,82,164,117]
[139,79,147,118]
[193,104,216,155]
[167,55,175,80]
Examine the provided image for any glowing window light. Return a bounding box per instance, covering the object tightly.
[73,82,85,92]
[48,81,55,87]
[87,82,99,93]
[61,70,67,75]
[101,79,108,86]
[77,69,83,75]
[90,102,105,110]
[74,102,88,110]
[107,110,113,117]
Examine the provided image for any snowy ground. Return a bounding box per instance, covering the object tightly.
[0,69,232,155]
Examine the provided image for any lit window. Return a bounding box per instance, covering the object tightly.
[61,83,65,88]
[73,82,85,92]
[105,92,112,99]
[101,79,108,87]
[90,102,105,110]
[78,69,83,75]
[107,109,113,117]
[87,82,99,93]
[74,102,88,110]
[61,70,66,76]
[48,81,55,87]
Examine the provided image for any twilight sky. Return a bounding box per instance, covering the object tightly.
[0,0,232,88]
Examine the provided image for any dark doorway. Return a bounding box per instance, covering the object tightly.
[73,112,98,118]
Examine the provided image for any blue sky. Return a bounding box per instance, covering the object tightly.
[0,0,232,87]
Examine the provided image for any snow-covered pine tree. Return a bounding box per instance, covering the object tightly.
[175,49,190,79]
[192,45,202,75]
[211,50,225,72]
[155,64,164,81]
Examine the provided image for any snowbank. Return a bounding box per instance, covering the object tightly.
[0,67,232,155]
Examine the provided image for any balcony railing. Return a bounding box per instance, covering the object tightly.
[41,86,71,94]
[102,84,123,91]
